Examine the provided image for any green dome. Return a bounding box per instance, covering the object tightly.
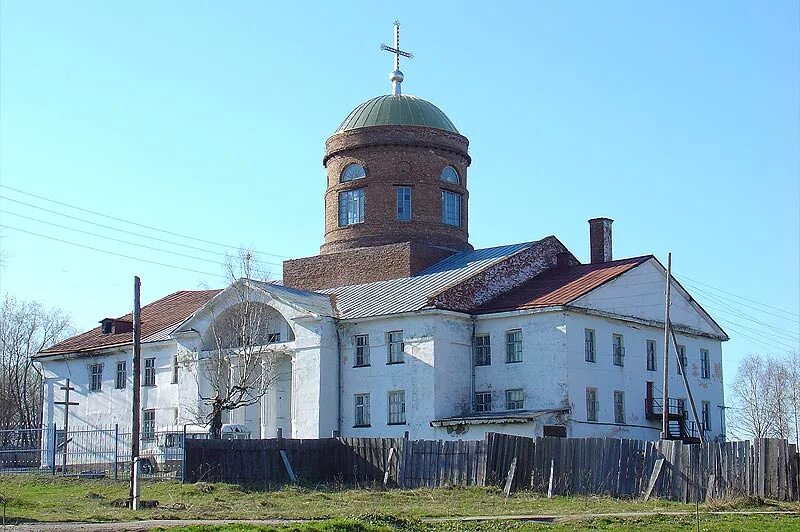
[335,94,459,134]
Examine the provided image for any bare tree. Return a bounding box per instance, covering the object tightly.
[786,351,800,447]
[0,296,72,427]
[184,250,288,438]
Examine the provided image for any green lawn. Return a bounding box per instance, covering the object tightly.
[1,475,799,531]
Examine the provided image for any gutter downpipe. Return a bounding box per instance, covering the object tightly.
[470,315,476,412]
[335,324,342,436]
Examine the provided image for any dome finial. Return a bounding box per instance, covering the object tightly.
[380,20,414,95]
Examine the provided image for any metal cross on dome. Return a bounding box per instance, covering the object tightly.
[380,20,413,95]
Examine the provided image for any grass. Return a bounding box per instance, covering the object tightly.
[1,476,799,531]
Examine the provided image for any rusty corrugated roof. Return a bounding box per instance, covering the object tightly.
[36,289,222,357]
[475,256,651,313]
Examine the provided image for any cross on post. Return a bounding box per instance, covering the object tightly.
[53,378,79,474]
[380,20,413,95]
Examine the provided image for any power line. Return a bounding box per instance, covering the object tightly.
[715,317,799,351]
[0,209,230,267]
[0,184,291,258]
[675,273,799,318]
[0,195,283,268]
[0,224,229,280]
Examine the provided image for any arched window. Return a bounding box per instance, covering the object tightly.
[341,163,366,182]
[440,165,460,184]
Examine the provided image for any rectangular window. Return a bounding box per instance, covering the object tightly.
[89,363,103,392]
[388,390,406,425]
[474,392,492,412]
[505,389,524,410]
[115,361,127,390]
[646,340,657,371]
[701,401,711,431]
[614,390,625,424]
[354,393,371,427]
[441,190,462,227]
[677,345,687,374]
[474,334,491,366]
[387,331,404,364]
[584,329,596,362]
[396,186,411,221]
[700,349,710,379]
[586,388,598,422]
[505,329,523,363]
[612,334,625,366]
[142,409,156,440]
[171,355,179,384]
[338,188,365,226]
[144,357,156,386]
[267,332,281,343]
[354,334,370,367]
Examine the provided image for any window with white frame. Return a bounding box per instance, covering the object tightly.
[584,329,596,362]
[171,355,179,384]
[340,163,366,182]
[677,345,687,375]
[440,165,460,183]
[354,393,371,427]
[474,391,492,412]
[441,190,462,227]
[701,401,711,431]
[89,363,103,392]
[144,357,156,386]
[354,335,370,367]
[505,329,522,363]
[612,334,625,366]
[614,390,625,424]
[142,409,156,440]
[387,331,404,364]
[115,361,126,390]
[388,390,406,424]
[586,388,598,421]
[474,334,491,366]
[505,389,524,410]
[338,188,365,226]
[647,340,657,371]
[700,349,710,379]
[396,186,411,221]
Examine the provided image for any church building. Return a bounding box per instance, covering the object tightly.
[35,24,727,443]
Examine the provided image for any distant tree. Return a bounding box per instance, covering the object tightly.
[0,296,72,427]
[729,353,795,441]
[184,250,287,439]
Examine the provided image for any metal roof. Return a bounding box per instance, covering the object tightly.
[335,94,459,134]
[320,242,535,320]
[248,280,336,317]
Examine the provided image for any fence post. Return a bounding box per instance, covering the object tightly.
[114,424,119,481]
[50,422,57,476]
[181,424,187,483]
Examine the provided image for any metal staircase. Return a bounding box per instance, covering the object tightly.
[645,396,701,444]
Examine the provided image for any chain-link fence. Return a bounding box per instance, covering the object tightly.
[0,424,206,480]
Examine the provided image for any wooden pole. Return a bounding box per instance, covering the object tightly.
[670,323,706,445]
[54,379,78,474]
[661,253,672,439]
[129,276,142,509]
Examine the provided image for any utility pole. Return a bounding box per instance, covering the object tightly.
[129,276,142,510]
[53,379,78,474]
[661,253,672,440]
[670,323,706,445]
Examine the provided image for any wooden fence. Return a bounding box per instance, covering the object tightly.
[185,434,800,502]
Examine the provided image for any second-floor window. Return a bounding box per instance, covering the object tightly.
[144,357,156,386]
[614,390,625,424]
[475,392,492,412]
[505,389,524,410]
[115,361,127,390]
[89,363,103,392]
[475,334,491,366]
[396,186,411,221]
[338,188,365,226]
[355,334,370,367]
[387,331,404,364]
[612,334,625,366]
[171,355,179,384]
[646,340,657,371]
[584,329,595,362]
[506,329,522,363]
[700,349,710,379]
[586,388,598,422]
[677,345,687,375]
[354,393,370,427]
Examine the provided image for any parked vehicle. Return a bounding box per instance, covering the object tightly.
[139,424,250,475]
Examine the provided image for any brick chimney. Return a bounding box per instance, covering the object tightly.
[588,218,613,263]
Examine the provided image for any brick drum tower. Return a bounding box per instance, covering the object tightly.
[283,23,472,291]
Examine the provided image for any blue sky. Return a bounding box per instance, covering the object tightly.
[1,2,798,380]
